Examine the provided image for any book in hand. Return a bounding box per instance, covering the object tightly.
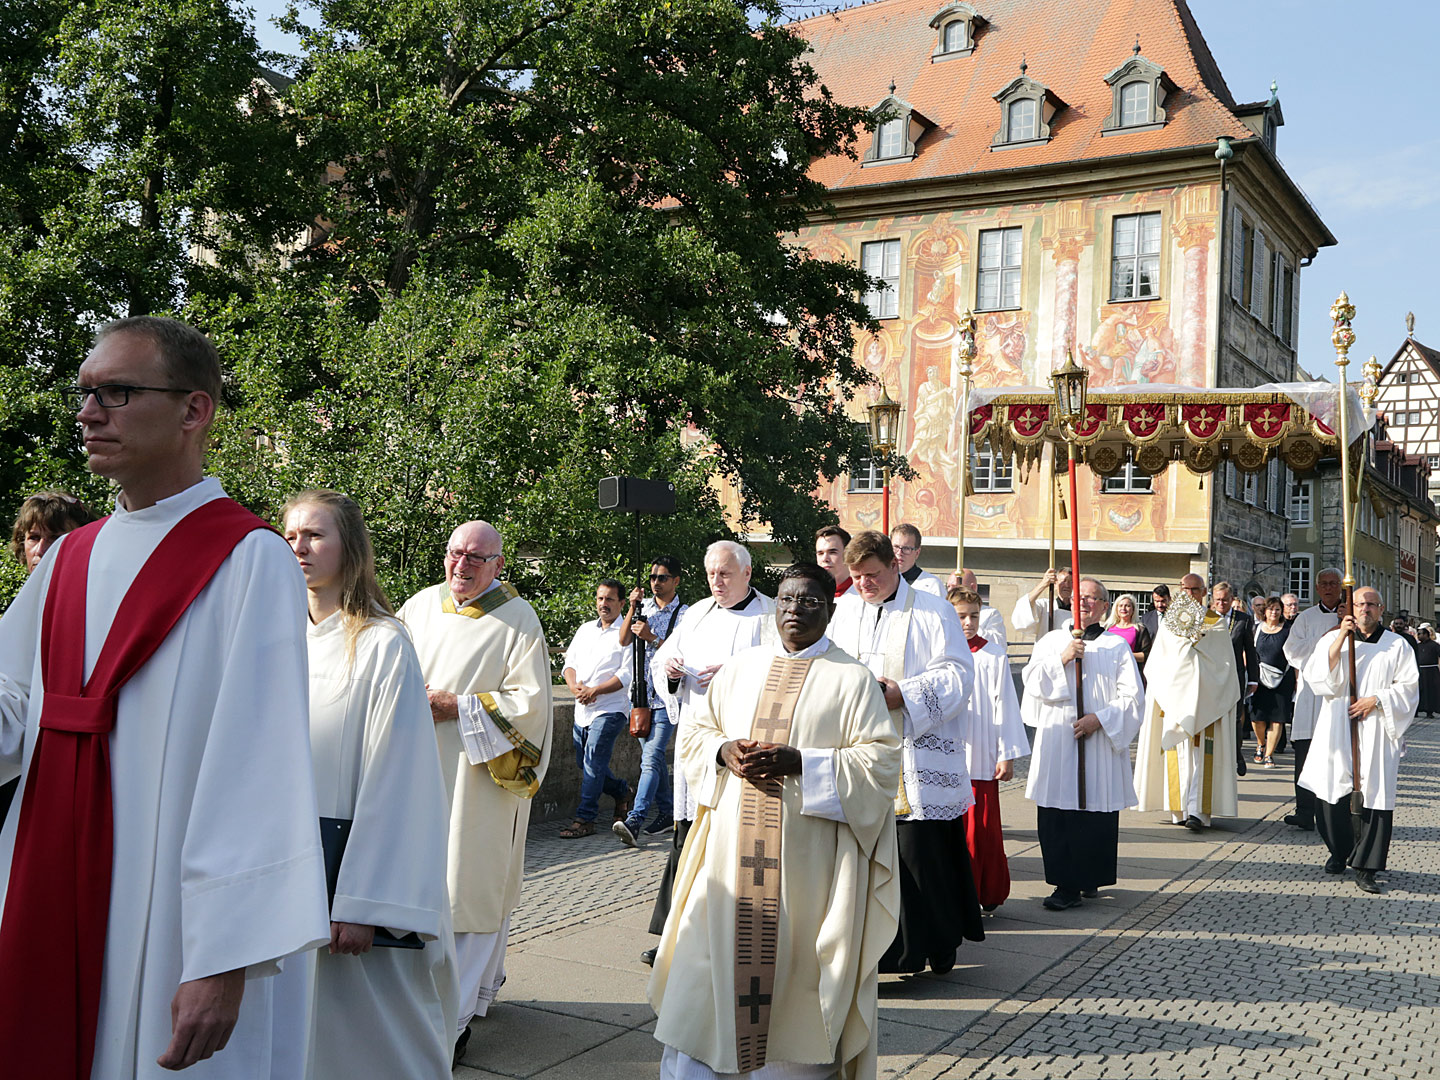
[318,817,425,949]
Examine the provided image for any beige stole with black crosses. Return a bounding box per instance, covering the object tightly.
[733,655,813,1073]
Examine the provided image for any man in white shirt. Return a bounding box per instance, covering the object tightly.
[890,522,946,597]
[815,525,853,598]
[560,579,633,838]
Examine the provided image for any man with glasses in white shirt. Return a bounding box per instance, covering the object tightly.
[890,523,946,598]
[398,521,553,1063]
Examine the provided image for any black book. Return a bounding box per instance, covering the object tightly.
[319,818,424,950]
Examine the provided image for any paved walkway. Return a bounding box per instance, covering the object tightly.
[455,717,1440,1079]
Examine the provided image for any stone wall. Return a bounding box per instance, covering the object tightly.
[532,696,671,825]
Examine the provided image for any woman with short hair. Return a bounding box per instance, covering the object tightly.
[1250,597,1293,768]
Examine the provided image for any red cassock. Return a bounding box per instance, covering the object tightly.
[963,634,1011,908]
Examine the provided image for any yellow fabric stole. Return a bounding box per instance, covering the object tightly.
[880,589,917,817]
[1163,611,1222,816]
[733,656,812,1074]
[442,583,544,798]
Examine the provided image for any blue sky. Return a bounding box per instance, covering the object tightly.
[242,0,1438,379]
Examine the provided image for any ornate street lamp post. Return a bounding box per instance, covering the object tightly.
[867,385,903,536]
[1049,349,1091,808]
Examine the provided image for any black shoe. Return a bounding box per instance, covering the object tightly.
[1080,889,1099,898]
[641,946,657,967]
[644,818,674,835]
[1323,855,1345,875]
[1355,870,1381,894]
[1283,814,1314,831]
[612,818,639,848]
[1042,887,1083,911]
[1184,816,1204,831]
[929,948,956,974]
[1236,758,1248,777]
[452,1027,471,1069]
[982,903,999,913]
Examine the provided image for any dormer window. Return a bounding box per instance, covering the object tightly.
[863,87,934,166]
[991,62,1064,148]
[930,2,985,61]
[1101,43,1175,134]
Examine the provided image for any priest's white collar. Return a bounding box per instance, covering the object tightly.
[110,476,223,525]
[451,578,502,610]
[775,634,831,659]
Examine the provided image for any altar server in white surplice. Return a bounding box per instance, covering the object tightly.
[650,562,900,1080]
[643,541,774,957]
[1282,568,1343,831]
[1300,587,1419,894]
[829,531,980,975]
[397,521,551,1061]
[283,491,458,1080]
[1023,577,1143,912]
[1011,567,1074,641]
[0,317,329,1078]
[1135,575,1240,831]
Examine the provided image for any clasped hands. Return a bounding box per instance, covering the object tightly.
[719,739,802,781]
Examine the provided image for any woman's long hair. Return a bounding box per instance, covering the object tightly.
[281,489,394,666]
[1107,593,1138,629]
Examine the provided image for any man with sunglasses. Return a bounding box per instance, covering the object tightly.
[398,520,553,1062]
[615,557,688,847]
[0,317,330,1076]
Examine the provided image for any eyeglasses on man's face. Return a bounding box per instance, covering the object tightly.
[777,595,827,611]
[446,550,501,566]
[892,545,919,555]
[69,383,195,410]
[649,573,675,582]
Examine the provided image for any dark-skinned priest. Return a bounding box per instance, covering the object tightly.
[1023,577,1144,911]
[830,531,980,974]
[649,563,901,1080]
[1299,586,1418,893]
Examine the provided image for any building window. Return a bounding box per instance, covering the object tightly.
[1289,554,1313,603]
[861,239,901,319]
[972,447,1013,492]
[1238,220,1255,308]
[1288,479,1313,525]
[976,227,1022,310]
[863,93,931,166]
[1241,469,1259,506]
[1101,458,1153,493]
[1111,212,1161,301]
[1120,82,1150,126]
[849,424,883,492]
[1007,98,1037,141]
[930,2,983,60]
[1394,372,1410,385]
[943,20,966,52]
[877,118,904,159]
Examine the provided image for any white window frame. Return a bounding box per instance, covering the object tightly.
[1241,469,1259,506]
[1289,554,1313,603]
[972,447,1014,492]
[1111,212,1162,301]
[861,239,901,320]
[1288,478,1313,525]
[976,226,1022,311]
[1101,458,1153,493]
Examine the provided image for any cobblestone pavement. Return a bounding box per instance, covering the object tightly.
[456,717,1440,1079]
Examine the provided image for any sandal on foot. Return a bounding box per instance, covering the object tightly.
[559,820,595,839]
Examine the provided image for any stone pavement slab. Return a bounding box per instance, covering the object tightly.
[458,719,1440,1079]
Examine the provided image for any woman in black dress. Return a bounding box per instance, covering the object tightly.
[1249,597,1293,768]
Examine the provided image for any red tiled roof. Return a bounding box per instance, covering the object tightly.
[788,0,1257,191]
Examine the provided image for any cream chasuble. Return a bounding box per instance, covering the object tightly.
[649,643,900,1080]
[0,478,329,1079]
[1135,614,1240,820]
[304,613,459,1080]
[1299,629,1418,810]
[398,582,552,934]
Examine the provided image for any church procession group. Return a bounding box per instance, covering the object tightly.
[0,316,1423,1080]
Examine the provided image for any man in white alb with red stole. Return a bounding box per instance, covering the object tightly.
[0,317,329,1078]
[649,562,899,1080]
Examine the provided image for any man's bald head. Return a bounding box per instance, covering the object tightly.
[1353,586,1384,633]
[445,520,505,604]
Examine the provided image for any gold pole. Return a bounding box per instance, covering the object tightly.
[1330,292,1357,589]
[954,312,977,573]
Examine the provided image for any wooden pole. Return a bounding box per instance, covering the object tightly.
[1068,438,1086,810]
[1331,292,1363,817]
[1048,444,1058,632]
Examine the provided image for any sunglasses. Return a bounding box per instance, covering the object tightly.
[650,573,675,581]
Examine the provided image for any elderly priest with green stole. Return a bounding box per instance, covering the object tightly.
[649,562,901,1080]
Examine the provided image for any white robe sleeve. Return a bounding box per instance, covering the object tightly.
[1373,640,1419,746]
[1092,645,1144,752]
[330,626,451,939]
[798,749,845,823]
[0,552,49,774]
[897,607,973,739]
[1303,630,1348,699]
[456,694,515,765]
[980,607,1008,648]
[178,534,330,983]
[1011,594,1039,636]
[1021,634,1073,705]
[993,658,1030,762]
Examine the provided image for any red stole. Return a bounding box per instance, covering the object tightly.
[834,577,853,598]
[968,634,989,653]
[0,497,270,1080]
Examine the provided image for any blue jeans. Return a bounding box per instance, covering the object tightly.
[573,712,629,822]
[629,707,674,826]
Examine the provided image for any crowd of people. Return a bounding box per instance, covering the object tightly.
[0,315,1424,1079]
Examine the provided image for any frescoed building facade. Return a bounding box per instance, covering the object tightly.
[767,0,1336,619]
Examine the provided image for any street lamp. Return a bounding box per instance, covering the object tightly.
[867,384,902,534]
[954,311,977,573]
[1048,348,1091,807]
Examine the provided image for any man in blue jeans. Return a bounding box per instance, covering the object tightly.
[614,556,689,846]
[560,578,633,837]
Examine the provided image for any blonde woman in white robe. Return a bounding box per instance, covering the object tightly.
[284,491,458,1079]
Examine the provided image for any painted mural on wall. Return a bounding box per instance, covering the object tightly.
[801,186,1220,549]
